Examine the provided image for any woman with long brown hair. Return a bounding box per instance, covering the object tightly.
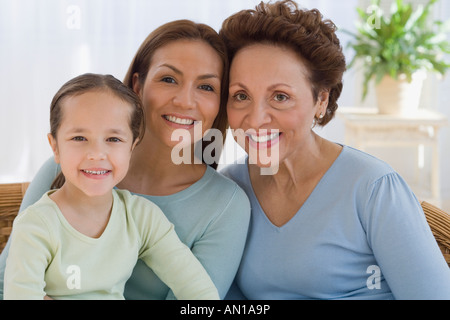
[0,20,250,300]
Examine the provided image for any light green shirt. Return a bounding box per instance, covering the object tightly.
[4,189,219,300]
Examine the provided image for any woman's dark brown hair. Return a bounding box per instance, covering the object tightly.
[220,0,346,126]
[123,20,229,168]
[49,73,145,189]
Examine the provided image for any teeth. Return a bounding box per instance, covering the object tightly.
[164,115,194,125]
[249,132,280,143]
[83,170,109,175]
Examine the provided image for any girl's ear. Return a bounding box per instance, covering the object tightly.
[131,138,140,152]
[47,133,60,164]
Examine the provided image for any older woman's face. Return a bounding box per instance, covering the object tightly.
[227,43,327,168]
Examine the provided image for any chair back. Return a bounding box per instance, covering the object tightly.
[0,183,29,253]
[422,201,450,267]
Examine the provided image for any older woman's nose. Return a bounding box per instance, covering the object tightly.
[245,100,271,130]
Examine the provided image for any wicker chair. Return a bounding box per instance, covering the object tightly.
[0,182,29,253]
[421,201,450,266]
[0,183,449,267]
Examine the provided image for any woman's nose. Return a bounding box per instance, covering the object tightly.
[173,85,196,109]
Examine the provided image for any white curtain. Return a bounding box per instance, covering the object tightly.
[0,0,358,183]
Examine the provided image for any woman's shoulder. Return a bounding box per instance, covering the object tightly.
[20,157,60,212]
[204,165,250,210]
[218,157,248,185]
[337,145,397,182]
[208,164,245,189]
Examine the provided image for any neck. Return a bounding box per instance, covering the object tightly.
[51,184,113,215]
[117,135,207,195]
[49,184,113,238]
[251,133,331,190]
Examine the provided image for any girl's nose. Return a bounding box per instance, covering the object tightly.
[87,142,106,160]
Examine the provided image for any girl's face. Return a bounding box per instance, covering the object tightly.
[227,44,329,168]
[133,39,222,150]
[48,90,137,197]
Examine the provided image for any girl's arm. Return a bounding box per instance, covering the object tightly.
[166,187,251,299]
[0,157,59,299]
[3,209,53,300]
[132,195,220,300]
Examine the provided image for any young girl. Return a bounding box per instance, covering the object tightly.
[3,73,219,300]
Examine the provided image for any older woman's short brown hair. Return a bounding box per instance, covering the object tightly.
[220,0,346,126]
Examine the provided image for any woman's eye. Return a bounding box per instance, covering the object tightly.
[107,137,122,143]
[199,84,214,92]
[161,77,176,84]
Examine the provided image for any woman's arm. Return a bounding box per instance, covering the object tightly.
[0,157,59,299]
[363,172,450,299]
[166,187,251,299]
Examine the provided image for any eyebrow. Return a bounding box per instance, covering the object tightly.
[159,63,220,80]
[229,82,292,91]
[67,128,129,135]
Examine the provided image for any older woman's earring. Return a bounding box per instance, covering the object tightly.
[319,113,324,119]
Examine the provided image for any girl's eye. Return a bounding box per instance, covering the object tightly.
[107,137,122,143]
[274,93,289,102]
[71,136,86,141]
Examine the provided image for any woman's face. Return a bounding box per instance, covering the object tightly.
[227,43,328,168]
[134,39,223,150]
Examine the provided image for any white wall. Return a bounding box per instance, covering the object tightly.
[1,0,448,210]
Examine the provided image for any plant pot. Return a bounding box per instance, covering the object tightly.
[375,72,426,115]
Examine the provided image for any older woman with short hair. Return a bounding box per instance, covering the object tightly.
[220,0,450,299]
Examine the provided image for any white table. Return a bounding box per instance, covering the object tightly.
[337,107,448,203]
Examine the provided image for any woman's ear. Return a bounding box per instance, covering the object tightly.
[132,73,142,96]
[47,133,60,164]
[316,90,330,118]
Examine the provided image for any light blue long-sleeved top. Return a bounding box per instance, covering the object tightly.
[221,145,450,300]
[0,157,250,300]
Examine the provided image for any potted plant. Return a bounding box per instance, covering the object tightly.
[344,0,450,115]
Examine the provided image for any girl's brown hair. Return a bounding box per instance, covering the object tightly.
[123,20,229,169]
[220,0,346,126]
[49,73,145,189]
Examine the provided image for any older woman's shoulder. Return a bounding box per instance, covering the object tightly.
[336,145,399,185]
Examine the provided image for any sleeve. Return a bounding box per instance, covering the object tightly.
[0,157,59,299]
[362,172,450,300]
[3,210,54,300]
[132,197,220,300]
[166,186,251,300]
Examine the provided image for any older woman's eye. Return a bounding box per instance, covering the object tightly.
[274,93,289,102]
[233,93,248,101]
